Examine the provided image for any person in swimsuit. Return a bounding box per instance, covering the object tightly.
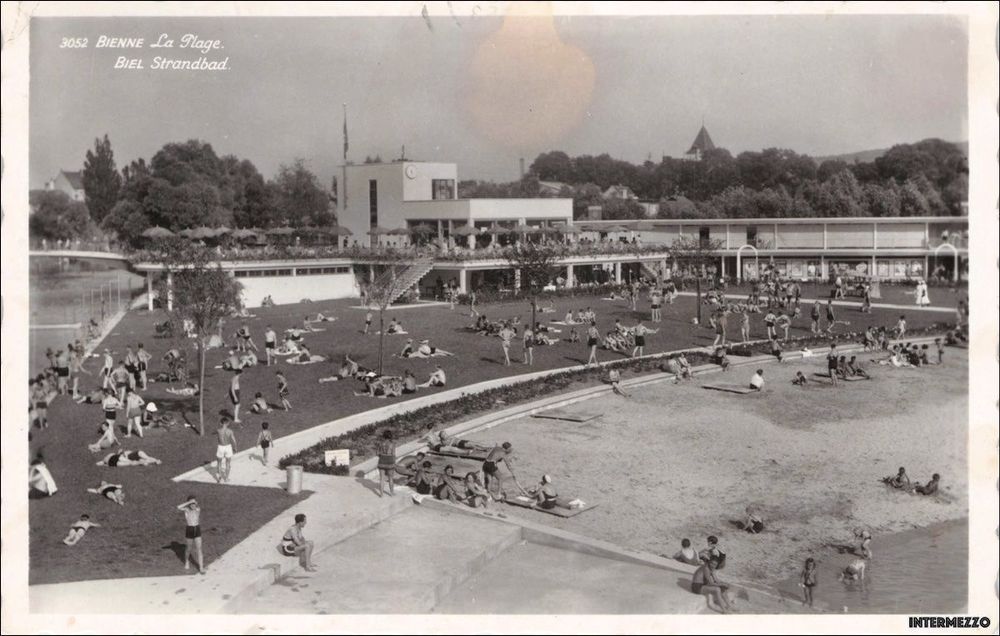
[672,538,701,566]
[97,449,161,467]
[264,325,277,366]
[749,369,765,392]
[825,300,837,334]
[464,472,496,512]
[31,380,49,429]
[111,361,131,402]
[230,369,242,423]
[826,344,839,386]
[792,371,808,386]
[810,301,821,334]
[527,474,559,509]
[886,467,910,489]
[88,481,125,506]
[63,514,101,546]
[483,442,518,499]
[839,558,867,583]
[375,430,396,497]
[913,473,941,496]
[400,339,415,358]
[691,558,734,613]
[743,506,765,533]
[586,323,601,366]
[257,421,274,465]
[280,513,316,571]
[363,311,373,335]
[434,465,464,503]
[417,366,447,389]
[800,557,818,607]
[499,323,515,366]
[276,371,291,411]
[100,349,114,389]
[632,321,657,358]
[178,496,206,574]
[124,387,145,438]
[216,419,237,484]
[853,527,873,559]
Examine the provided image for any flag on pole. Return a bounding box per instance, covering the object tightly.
[342,103,349,160]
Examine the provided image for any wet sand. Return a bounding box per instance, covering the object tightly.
[464,348,968,593]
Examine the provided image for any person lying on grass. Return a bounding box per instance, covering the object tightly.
[88,481,125,506]
[310,311,338,323]
[63,514,101,546]
[319,354,365,382]
[406,339,454,358]
[166,381,200,396]
[96,449,162,467]
[354,375,404,398]
[274,336,302,356]
[74,388,106,404]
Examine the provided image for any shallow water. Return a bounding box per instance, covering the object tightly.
[776,518,968,614]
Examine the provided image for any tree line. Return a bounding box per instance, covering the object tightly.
[461,138,967,220]
[30,136,332,246]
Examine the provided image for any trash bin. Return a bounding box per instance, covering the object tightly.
[285,465,303,494]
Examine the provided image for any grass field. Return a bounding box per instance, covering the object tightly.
[28,286,956,584]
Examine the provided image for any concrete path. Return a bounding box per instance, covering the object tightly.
[672,290,958,313]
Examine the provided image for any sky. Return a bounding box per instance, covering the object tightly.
[29,12,968,189]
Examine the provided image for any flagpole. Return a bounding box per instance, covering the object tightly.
[342,103,348,213]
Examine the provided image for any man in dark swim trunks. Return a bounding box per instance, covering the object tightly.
[178,496,206,574]
[691,558,734,613]
[913,473,941,496]
[482,442,517,499]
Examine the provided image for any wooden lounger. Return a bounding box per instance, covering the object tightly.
[504,494,597,517]
[702,383,756,394]
[418,454,484,475]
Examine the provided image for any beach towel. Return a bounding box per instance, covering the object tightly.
[504,494,597,517]
[286,355,326,365]
[29,464,57,495]
[702,384,756,395]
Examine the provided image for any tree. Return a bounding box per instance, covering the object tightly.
[29,191,93,241]
[600,197,646,220]
[102,199,150,246]
[503,241,563,333]
[158,243,243,436]
[817,159,849,182]
[270,159,330,227]
[365,261,429,375]
[529,151,573,182]
[81,134,123,223]
[669,235,725,324]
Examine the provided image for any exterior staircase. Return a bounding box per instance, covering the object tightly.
[639,261,664,284]
[369,257,435,306]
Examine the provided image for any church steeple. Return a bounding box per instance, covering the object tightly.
[685,124,716,160]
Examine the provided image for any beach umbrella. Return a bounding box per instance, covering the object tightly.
[513,223,542,234]
[408,223,437,236]
[186,226,218,239]
[267,226,296,236]
[177,227,195,238]
[604,224,630,233]
[328,225,353,236]
[387,227,411,236]
[451,224,479,236]
[141,226,175,238]
[490,224,516,234]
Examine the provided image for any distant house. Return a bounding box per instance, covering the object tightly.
[684,125,716,161]
[538,180,568,197]
[45,170,86,202]
[602,184,637,200]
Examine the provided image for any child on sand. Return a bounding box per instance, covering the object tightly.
[257,422,274,465]
[749,369,765,392]
[800,558,817,607]
[63,514,101,546]
[672,538,701,566]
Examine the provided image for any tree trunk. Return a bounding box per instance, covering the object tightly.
[696,277,702,324]
[377,309,385,376]
[530,295,537,335]
[197,340,206,436]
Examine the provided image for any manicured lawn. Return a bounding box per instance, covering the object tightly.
[28,289,954,584]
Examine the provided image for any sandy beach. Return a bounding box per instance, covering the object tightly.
[464,347,969,590]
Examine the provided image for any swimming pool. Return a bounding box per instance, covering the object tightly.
[776,518,968,614]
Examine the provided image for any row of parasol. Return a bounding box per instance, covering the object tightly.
[141,221,657,240]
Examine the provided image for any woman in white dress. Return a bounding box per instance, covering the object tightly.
[915,279,931,306]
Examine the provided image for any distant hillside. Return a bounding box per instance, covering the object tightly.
[816,140,968,165]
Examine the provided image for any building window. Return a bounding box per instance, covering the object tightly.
[369,179,378,227]
[432,179,455,200]
[746,226,758,246]
[699,226,710,247]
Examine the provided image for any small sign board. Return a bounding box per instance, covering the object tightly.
[324,449,351,467]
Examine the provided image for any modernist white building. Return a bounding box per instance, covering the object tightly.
[337,161,573,247]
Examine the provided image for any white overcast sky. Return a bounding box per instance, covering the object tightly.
[29,12,967,188]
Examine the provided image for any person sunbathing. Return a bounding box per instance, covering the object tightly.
[407,340,453,358]
[424,430,489,453]
[63,514,101,546]
[88,481,125,506]
[319,355,361,382]
[399,339,415,358]
[692,558,735,613]
[74,388,106,404]
[660,355,691,382]
[464,472,496,512]
[434,465,464,502]
[311,311,337,322]
[563,311,575,324]
[96,449,162,467]
[534,331,560,346]
[355,375,404,398]
[847,356,870,379]
[418,366,447,388]
[526,474,559,509]
[913,473,941,496]
[166,382,200,396]
[88,422,120,453]
[386,318,404,334]
[884,466,911,489]
[402,370,418,394]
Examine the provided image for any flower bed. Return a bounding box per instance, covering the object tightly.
[278,350,719,475]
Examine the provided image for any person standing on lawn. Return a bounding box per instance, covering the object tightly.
[178,496,206,574]
[586,322,601,366]
[230,368,242,423]
[264,325,277,366]
[137,343,152,390]
[499,322,516,366]
[216,418,237,484]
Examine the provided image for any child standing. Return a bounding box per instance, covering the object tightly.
[257,422,274,465]
[276,371,291,411]
[363,311,373,335]
[800,557,817,607]
[230,369,242,423]
[935,337,944,364]
[896,314,907,339]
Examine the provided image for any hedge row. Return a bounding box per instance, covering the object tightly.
[279,322,955,475]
